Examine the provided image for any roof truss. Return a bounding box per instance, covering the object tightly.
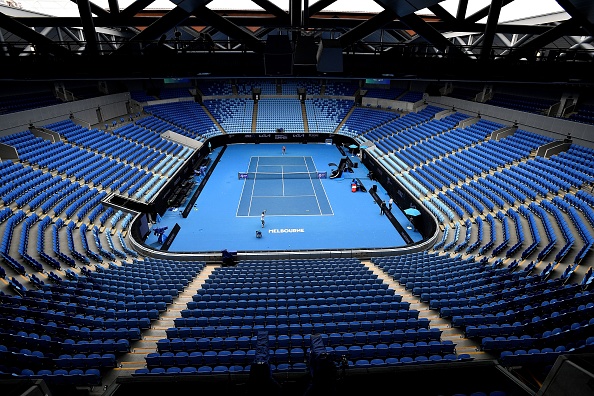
[0,0,590,81]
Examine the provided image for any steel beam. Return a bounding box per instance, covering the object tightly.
[556,0,594,36]
[108,0,120,14]
[309,0,336,16]
[119,0,157,19]
[480,0,503,60]
[456,0,468,20]
[467,34,484,52]
[303,0,309,24]
[69,0,110,18]
[339,9,398,49]
[466,0,514,24]
[252,0,289,22]
[496,33,512,47]
[497,33,532,56]
[8,16,573,36]
[428,4,456,25]
[400,13,468,58]
[191,5,266,53]
[60,27,84,45]
[114,6,191,54]
[77,0,99,54]
[0,11,72,56]
[290,0,301,27]
[507,20,575,60]
[386,28,412,42]
[21,26,54,55]
[569,35,594,56]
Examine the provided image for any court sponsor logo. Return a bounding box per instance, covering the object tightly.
[268,228,304,234]
[275,134,288,140]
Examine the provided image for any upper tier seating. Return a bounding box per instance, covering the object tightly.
[255,99,304,133]
[144,101,221,141]
[204,99,254,133]
[324,81,359,96]
[568,103,594,125]
[486,93,557,114]
[0,91,62,115]
[197,79,234,96]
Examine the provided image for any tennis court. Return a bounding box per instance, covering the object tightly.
[236,156,333,217]
[146,143,422,252]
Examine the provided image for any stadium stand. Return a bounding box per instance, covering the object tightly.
[0,79,593,396]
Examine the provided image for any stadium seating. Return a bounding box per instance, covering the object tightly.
[1,81,594,392]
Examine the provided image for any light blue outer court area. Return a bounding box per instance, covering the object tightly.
[144,143,423,252]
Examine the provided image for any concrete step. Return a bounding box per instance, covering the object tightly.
[362,260,484,358]
[95,265,219,392]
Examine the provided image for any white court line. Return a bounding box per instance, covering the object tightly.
[303,156,322,215]
[310,156,335,216]
[238,155,333,217]
[304,157,323,216]
[255,155,302,158]
[252,194,317,198]
[235,172,249,217]
[247,156,260,216]
[282,163,285,196]
[237,213,334,218]
[237,213,332,218]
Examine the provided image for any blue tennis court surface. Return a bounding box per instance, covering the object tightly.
[145,143,423,252]
[237,156,333,217]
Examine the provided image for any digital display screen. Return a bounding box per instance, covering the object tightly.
[164,78,191,84]
[365,78,390,85]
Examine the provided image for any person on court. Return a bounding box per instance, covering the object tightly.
[380,200,386,215]
[282,146,286,155]
[261,210,266,228]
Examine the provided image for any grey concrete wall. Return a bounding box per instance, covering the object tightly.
[0,92,131,137]
[362,97,415,111]
[458,116,480,128]
[31,127,61,143]
[75,108,100,125]
[100,101,127,122]
[162,131,203,150]
[145,97,194,106]
[537,142,571,158]
[492,126,518,141]
[427,95,594,148]
[0,143,18,161]
[543,142,572,158]
[434,109,455,120]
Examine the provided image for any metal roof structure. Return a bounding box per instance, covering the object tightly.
[0,0,592,82]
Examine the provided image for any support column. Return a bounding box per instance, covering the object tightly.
[77,0,98,54]
[480,0,503,61]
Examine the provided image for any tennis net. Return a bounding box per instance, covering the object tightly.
[238,171,327,180]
